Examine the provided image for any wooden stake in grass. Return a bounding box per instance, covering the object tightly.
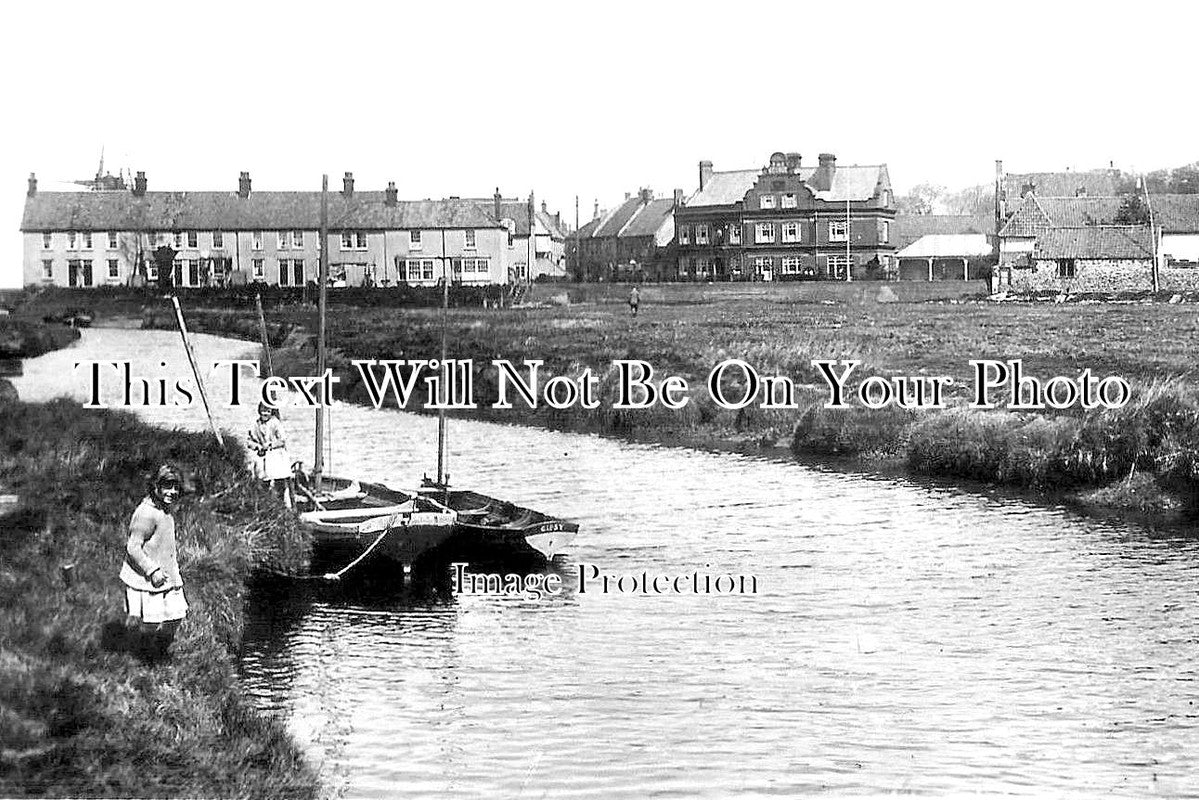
[170,295,224,448]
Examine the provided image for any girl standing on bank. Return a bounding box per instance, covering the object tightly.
[121,465,187,662]
[248,401,293,508]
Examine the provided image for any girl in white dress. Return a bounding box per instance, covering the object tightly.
[248,402,293,507]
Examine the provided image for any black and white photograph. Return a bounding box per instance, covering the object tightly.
[2,1,1198,797]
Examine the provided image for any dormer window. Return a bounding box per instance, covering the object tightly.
[759,195,777,210]
[781,193,797,209]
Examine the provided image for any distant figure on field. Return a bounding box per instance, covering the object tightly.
[629,286,640,317]
[121,465,188,662]
[248,401,292,508]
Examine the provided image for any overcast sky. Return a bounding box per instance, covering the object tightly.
[3,0,1196,287]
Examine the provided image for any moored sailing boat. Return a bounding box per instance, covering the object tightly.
[290,175,456,572]
[419,233,578,562]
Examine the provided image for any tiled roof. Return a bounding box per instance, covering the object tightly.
[1033,226,1154,260]
[802,165,888,203]
[21,191,503,232]
[893,214,993,248]
[537,209,567,240]
[687,165,886,207]
[593,197,644,238]
[1036,196,1123,226]
[488,200,536,236]
[619,199,675,238]
[464,197,567,239]
[1149,194,1199,233]
[573,216,604,239]
[998,195,1122,237]
[896,234,993,259]
[1002,170,1120,201]
[686,170,759,207]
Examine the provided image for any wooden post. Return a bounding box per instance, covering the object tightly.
[963,257,969,282]
[255,292,274,378]
[928,257,934,282]
[170,296,224,447]
[314,175,328,491]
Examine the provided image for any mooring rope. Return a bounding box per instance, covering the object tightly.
[259,512,403,581]
[320,513,402,580]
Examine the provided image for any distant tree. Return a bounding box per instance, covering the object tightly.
[1114,193,1151,225]
[941,183,995,216]
[895,182,945,215]
[1130,162,1199,195]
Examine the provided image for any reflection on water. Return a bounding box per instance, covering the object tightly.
[17,329,1199,797]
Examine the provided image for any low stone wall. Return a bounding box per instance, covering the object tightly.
[1012,259,1153,292]
[1160,265,1199,291]
[1009,259,1199,293]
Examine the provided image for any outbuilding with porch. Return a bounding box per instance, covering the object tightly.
[895,233,994,281]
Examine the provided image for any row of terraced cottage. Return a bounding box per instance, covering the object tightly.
[20,171,569,289]
[572,154,1199,291]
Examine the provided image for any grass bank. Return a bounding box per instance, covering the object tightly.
[133,283,1199,519]
[0,318,80,360]
[0,396,317,798]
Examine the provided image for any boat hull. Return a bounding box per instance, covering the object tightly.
[420,487,579,562]
[297,476,457,570]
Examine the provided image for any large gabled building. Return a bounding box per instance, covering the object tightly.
[674,151,897,281]
[21,171,511,288]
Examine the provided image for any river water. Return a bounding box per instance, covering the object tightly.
[13,328,1199,797]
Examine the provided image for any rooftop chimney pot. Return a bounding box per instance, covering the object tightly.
[385,181,398,207]
[238,171,251,198]
[342,172,354,197]
[814,154,836,191]
[699,160,713,191]
[27,172,37,196]
[133,171,147,197]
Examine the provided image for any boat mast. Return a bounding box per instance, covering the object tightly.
[314,174,329,492]
[437,228,449,489]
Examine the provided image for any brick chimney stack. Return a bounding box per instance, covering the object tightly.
[27,173,37,196]
[814,154,836,191]
[385,181,398,206]
[494,187,502,219]
[699,160,713,191]
[785,152,802,173]
[639,187,652,204]
[238,171,251,198]
[133,171,147,197]
[342,172,354,197]
[673,188,684,208]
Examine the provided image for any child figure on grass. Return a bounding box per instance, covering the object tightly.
[248,401,293,508]
[120,465,187,663]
